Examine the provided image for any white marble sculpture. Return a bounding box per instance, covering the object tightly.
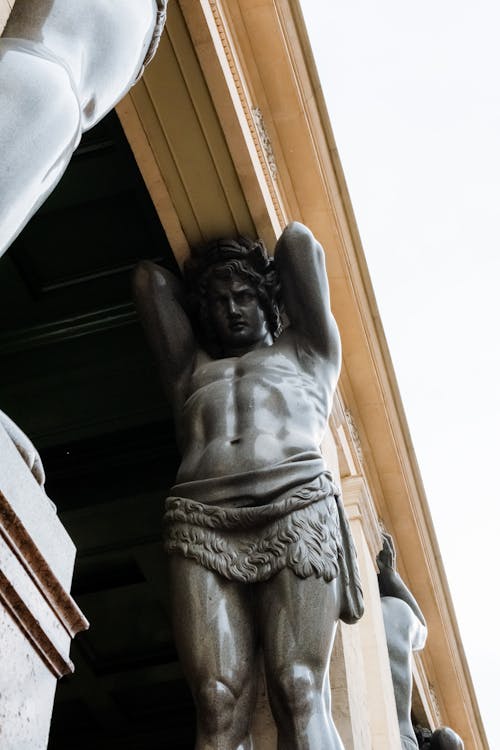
[0,0,167,257]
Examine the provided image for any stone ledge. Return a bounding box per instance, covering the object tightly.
[0,490,87,640]
[0,491,88,678]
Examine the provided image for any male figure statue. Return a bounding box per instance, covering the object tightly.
[134,222,363,749]
[378,533,428,750]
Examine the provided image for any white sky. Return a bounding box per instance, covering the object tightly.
[301,1,500,747]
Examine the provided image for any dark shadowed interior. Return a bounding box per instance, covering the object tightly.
[0,111,196,749]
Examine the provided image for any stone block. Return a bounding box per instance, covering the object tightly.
[0,421,88,750]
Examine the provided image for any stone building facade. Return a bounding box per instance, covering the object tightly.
[0,1,488,748]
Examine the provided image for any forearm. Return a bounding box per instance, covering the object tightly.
[133,261,195,390]
[274,222,339,356]
[378,568,426,627]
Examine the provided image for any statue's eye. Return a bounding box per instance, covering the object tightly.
[236,291,254,303]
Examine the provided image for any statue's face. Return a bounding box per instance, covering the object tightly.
[207,273,272,354]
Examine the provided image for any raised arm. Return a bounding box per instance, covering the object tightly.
[133,261,197,397]
[274,222,340,364]
[377,533,427,629]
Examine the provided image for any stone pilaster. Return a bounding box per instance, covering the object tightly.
[0,422,88,750]
[341,475,400,749]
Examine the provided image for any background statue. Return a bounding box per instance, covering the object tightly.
[0,0,167,257]
[378,532,428,750]
[416,725,465,750]
[134,222,364,749]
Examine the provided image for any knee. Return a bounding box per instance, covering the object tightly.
[195,678,239,735]
[269,663,323,718]
[0,40,81,138]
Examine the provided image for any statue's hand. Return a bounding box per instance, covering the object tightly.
[377,531,396,572]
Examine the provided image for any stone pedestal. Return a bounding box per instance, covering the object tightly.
[0,423,88,750]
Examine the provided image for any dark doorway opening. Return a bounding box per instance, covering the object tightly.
[0,111,196,749]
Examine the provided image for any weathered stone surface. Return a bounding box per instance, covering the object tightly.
[0,417,88,749]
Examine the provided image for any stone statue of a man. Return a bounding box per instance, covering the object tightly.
[134,222,363,749]
[378,532,428,750]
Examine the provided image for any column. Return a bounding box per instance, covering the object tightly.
[341,475,400,749]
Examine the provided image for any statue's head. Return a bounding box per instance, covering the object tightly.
[185,236,282,356]
[429,727,464,750]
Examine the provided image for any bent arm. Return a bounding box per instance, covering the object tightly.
[274,222,340,364]
[377,534,427,628]
[133,261,196,396]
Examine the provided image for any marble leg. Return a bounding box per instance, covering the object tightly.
[0,40,81,254]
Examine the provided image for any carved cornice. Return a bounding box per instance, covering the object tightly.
[341,475,382,563]
[251,106,278,181]
[204,0,286,228]
[428,683,443,727]
[330,394,364,478]
[344,409,364,464]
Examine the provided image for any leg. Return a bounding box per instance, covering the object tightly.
[0,39,81,256]
[381,597,426,749]
[256,569,344,750]
[5,0,158,129]
[167,555,258,750]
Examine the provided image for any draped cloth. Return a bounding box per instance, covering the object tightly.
[164,471,364,625]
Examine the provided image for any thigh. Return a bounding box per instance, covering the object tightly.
[6,0,158,129]
[256,568,342,675]
[167,554,257,689]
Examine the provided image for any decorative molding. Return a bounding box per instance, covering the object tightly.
[251,107,278,180]
[344,408,364,463]
[0,491,88,636]
[0,566,73,678]
[206,0,287,228]
[428,683,443,727]
[341,475,382,562]
[0,490,88,677]
[329,395,363,478]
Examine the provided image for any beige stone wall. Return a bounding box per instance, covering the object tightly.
[0,0,15,36]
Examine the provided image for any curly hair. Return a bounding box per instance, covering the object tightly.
[184,236,283,356]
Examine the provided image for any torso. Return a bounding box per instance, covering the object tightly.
[175,333,337,484]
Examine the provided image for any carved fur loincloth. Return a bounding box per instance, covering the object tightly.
[164,473,364,624]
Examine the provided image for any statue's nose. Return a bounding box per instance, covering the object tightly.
[227,297,239,315]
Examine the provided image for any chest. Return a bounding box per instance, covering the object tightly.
[186,348,325,420]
